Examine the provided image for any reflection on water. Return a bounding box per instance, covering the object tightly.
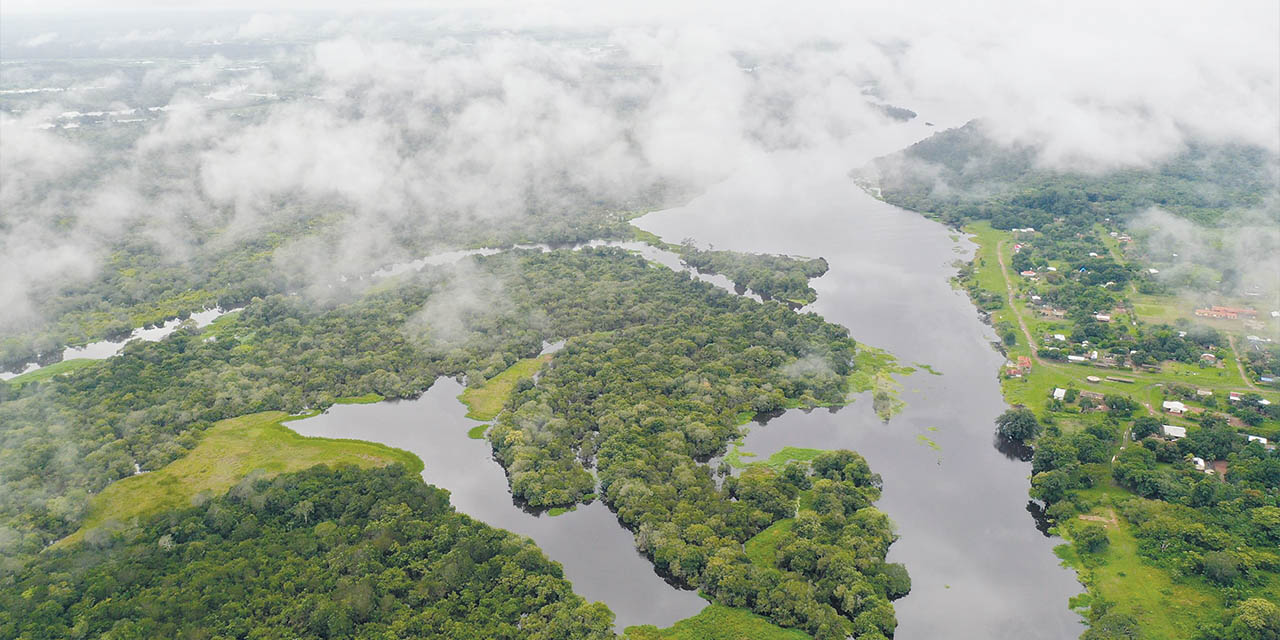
[1,307,234,381]
[634,149,1084,640]
[287,377,708,630]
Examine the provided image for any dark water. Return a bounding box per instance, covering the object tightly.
[288,376,709,630]
[635,149,1085,639]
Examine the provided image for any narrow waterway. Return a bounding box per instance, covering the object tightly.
[0,307,233,381]
[635,149,1085,639]
[288,376,709,630]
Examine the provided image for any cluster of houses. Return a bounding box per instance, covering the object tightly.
[1005,355,1033,378]
[1194,306,1258,320]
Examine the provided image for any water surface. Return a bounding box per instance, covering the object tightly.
[635,149,1085,639]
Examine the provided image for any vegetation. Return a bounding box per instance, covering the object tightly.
[873,120,1276,230]
[0,466,616,639]
[996,407,1042,442]
[876,123,1280,639]
[625,604,811,640]
[57,410,421,548]
[676,243,830,306]
[459,354,552,421]
[0,246,910,637]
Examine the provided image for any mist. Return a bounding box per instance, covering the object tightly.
[1,1,1277,333]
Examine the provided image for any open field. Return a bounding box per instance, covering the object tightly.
[459,354,553,421]
[57,410,421,547]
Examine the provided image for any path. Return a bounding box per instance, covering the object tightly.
[1226,335,1261,392]
[995,239,1042,363]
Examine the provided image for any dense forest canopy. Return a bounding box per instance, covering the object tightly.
[0,465,616,639]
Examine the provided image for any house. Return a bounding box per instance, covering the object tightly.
[1246,435,1269,445]
[1047,266,1058,272]
[1191,456,1207,471]
[1018,356,1032,370]
[1229,391,1243,402]
[1195,306,1258,320]
[1261,376,1276,383]
[1052,388,1067,401]
[1162,400,1187,414]
[1094,314,1112,322]
[1089,252,1100,258]
[1147,268,1159,274]
[1105,376,1135,384]
[1068,355,1088,363]
[1196,389,1213,397]
[1085,376,1101,383]
[1162,424,1187,439]
[1030,295,1042,303]
[1200,353,1217,363]
[1054,334,1067,341]
[1020,270,1036,277]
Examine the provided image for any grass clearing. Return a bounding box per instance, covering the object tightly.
[624,604,809,640]
[744,518,795,567]
[1057,512,1220,640]
[5,358,96,386]
[334,392,383,405]
[458,354,552,421]
[58,410,421,548]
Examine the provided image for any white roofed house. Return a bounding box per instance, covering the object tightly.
[1162,425,1187,439]
[1161,400,1187,414]
[1245,434,1269,445]
[1052,388,1067,401]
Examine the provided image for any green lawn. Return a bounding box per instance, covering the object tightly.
[1057,508,1221,640]
[58,410,421,547]
[458,354,552,421]
[624,604,810,640]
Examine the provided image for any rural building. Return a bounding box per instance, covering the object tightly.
[1086,376,1101,383]
[1246,435,1269,445]
[1197,389,1213,397]
[1162,425,1187,439]
[1191,456,1207,471]
[1229,391,1243,402]
[1105,376,1135,384]
[1200,353,1217,363]
[1094,314,1111,322]
[1195,306,1258,320]
[1162,400,1187,414]
[1052,388,1067,401]
[1068,355,1088,363]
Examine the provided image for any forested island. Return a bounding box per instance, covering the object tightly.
[873,123,1280,639]
[677,243,830,306]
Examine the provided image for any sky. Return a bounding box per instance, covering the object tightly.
[1,0,1277,333]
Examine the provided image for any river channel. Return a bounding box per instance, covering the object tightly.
[294,143,1084,635]
[635,148,1085,639]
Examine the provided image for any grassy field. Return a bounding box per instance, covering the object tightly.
[624,604,810,640]
[744,518,795,566]
[5,358,97,386]
[458,354,552,421]
[57,410,421,547]
[1056,502,1222,639]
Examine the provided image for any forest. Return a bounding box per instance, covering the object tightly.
[1,246,908,638]
[677,244,830,306]
[872,120,1275,231]
[0,465,616,639]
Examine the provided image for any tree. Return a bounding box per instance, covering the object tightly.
[1073,523,1109,554]
[996,407,1042,442]
[1227,598,1280,640]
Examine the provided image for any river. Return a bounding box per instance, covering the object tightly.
[294,137,1084,635]
[634,148,1085,639]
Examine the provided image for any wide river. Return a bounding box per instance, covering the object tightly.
[293,140,1085,635]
